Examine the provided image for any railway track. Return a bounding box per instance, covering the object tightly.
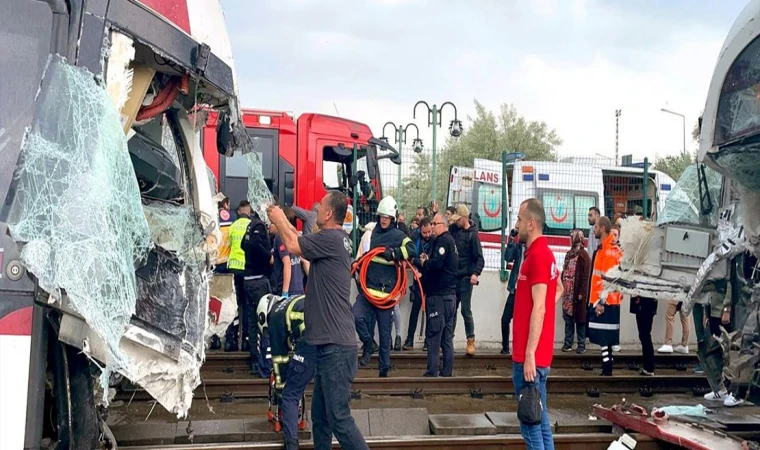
[203,350,697,372]
[119,373,710,401]
[119,433,667,450]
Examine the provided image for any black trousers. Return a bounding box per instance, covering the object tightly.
[500,293,515,352]
[406,287,423,343]
[633,297,657,373]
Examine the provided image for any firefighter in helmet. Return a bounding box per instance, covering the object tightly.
[352,196,416,376]
[258,293,314,450]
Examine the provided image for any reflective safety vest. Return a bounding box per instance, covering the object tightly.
[590,233,622,306]
[227,217,251,271]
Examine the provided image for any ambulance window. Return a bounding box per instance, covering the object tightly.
[715,35,760,145]
[0,1,53,205]
[542,192,575,232]
[573,195,597,229]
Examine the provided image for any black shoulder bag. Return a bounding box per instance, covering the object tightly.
[517,383,543,425]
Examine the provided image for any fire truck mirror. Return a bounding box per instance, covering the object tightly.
[366,144,378,179]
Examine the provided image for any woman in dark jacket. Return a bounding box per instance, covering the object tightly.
[560,229,591,353]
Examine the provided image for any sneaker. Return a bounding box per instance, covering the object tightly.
[378,370,388,378]
[561,345,573,352]
[402,341,414,351]
[500,348,511,355]
[600,370,613,376]
[612,345,621,352]
[704,389,728,401]
[394,336,402,352]
[639,369,655,376]
[371,340,379,354]
[724,393,745,407]
[674,345,689,354]
[209,335,222,351]
[576,347,586,354]
[657,344,674,354]
[694,364,704,374]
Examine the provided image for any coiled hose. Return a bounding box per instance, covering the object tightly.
[351,247,425,312]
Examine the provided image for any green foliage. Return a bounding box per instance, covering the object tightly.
[654,151,696,181]
[396,99,562,214]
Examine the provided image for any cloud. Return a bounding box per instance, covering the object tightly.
[222,0,747,163]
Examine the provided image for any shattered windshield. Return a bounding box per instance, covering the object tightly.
[657,164,723,227]
[715,35,760,145]
[4,56,153,376]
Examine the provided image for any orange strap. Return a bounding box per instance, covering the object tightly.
[351,247,426,312]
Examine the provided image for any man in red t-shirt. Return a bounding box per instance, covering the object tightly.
[512,198,563,450]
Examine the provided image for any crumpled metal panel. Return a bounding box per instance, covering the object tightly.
[4,55,153,377]
[657,164,723,227]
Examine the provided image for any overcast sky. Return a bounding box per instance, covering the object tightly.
[222,0,747,163]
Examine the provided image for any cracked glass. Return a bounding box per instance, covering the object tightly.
[246,150,274,221]
[657,164,723,227]
[5,55,153,371]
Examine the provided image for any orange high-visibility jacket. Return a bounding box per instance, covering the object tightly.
[589,233,622,307]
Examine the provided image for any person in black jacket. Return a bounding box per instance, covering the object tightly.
[501,229,524,355]
[449,204,485,356]
[420,213,458,376]
[353,196,416,376]
[225,200,273,377]
[404,217,436,350]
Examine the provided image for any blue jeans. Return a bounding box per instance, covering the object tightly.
[281,342,316,443]
[311,345,369,450]
[513,363,554,450]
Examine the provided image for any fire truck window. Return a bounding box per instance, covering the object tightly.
[323,160,342,189]
[0,0,53,205]
[227,136,274,179]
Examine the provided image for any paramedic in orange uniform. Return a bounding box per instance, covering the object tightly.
[587,216,623,376]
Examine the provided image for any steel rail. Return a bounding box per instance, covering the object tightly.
[119,433,667,450]
[203,351,697,371]
[118,374,709,401]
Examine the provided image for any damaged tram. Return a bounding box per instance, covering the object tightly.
[0,1,255,448]
[603,1,760,408]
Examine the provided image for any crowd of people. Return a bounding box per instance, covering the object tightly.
[209,190,741,450]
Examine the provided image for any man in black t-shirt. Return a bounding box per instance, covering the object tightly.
[268,192,369,450]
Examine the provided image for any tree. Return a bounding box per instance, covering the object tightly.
[654,151,696,181]
[430,100,562,203]
[397,152,433,215]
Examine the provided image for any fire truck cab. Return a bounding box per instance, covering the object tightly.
[203,109,397,217]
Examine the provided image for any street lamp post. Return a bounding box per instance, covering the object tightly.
[413,101,462,202]
[381,122,421,204]
[660,108,686,155]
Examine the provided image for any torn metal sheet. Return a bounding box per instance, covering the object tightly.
[593,402,749,450]
[4,55,153,375]
[205,273,237,345]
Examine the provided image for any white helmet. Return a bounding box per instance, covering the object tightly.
[257,294,281,335]
[376,196,397,218]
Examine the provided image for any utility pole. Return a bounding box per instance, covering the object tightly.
[615,109,622,166]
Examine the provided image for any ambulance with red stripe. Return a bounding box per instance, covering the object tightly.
[447,158,675,269]
[0,1,248,448]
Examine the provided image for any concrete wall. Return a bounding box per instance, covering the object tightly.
[352,272,697,351]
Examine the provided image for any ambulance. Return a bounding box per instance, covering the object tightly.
[447,158,676,269]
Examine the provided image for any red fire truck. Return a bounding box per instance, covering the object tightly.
[202,108,398,215]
